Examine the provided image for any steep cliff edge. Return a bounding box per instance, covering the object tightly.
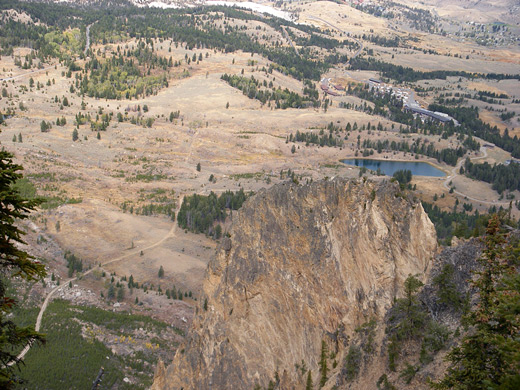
[152,178,438,390]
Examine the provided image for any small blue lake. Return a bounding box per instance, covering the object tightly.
[342,159,446,177]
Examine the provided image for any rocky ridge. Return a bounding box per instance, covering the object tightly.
[152,178,439,389]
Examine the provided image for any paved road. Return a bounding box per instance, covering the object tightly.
[11,195,184,365]
[442,146,511,206]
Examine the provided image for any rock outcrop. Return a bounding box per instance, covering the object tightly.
[153,178,438,389]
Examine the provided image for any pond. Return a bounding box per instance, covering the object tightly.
[342,158,446,177]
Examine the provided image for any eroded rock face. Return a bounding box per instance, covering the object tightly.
[154,178,437,390]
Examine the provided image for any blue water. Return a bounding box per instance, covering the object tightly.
[342,158,446,177]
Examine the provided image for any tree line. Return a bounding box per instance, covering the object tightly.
[221,74,320,109]
[289,129,344,148]
[79,42,171,100]
[349,56,520,83]
[422,201,493,245]
[462,158,520,194]
[428,104,520,158]
[362,138,467,166]
[177,190,250,237]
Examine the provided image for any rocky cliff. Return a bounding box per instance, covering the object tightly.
[152,178,438,389]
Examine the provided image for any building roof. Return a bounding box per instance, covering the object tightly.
[404,105,455,123]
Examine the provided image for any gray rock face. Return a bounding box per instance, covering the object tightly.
[152,178,438,390]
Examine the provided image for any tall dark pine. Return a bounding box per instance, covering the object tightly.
[0,150,46,388]
[434,215,520,389]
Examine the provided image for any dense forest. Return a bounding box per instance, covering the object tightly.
[392,169,412,189]
[15,299,174,389]
[362,138,466,166]
[64,251,83,277]
[79,42,171,99]
[462,158,520,194]
[427,104,520,158]
[177,190,250,237]
[349,56,520,83]
[422,202,492,245]
[221,74,320,108]
[289,129,344,148]
[292,31,344,50]
[0,1,333,81]
[362,34,400,47]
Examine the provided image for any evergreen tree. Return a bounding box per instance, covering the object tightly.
[306,370,313,390]
[116,286,125,302]
[393,169,412,190]
[40,121,48,132]
[107,284,115,300]
[215,224,222,239]
[319,340,328,387]
[386,274,427,371]
[0,151,45,388]
[434,216,520,389]
[402,275,426,338]
[158,265,164,278]
[72,129,78,142]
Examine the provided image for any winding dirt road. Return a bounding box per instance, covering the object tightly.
[84,23,94,55]
[281,26,300,57]
[442,146,511,206]
[12,196,184,364]
[1,65,56,82]
[12,61,200,364]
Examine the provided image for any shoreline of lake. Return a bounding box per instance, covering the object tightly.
[341,158,447,177]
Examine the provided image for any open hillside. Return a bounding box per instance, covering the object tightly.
[0,0,519,388]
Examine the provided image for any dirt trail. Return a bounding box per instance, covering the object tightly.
[12,195,184,365]
[281,26,299,57]
[443,146,511,206]
[84,23,93,55]
[1,65,55,82]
